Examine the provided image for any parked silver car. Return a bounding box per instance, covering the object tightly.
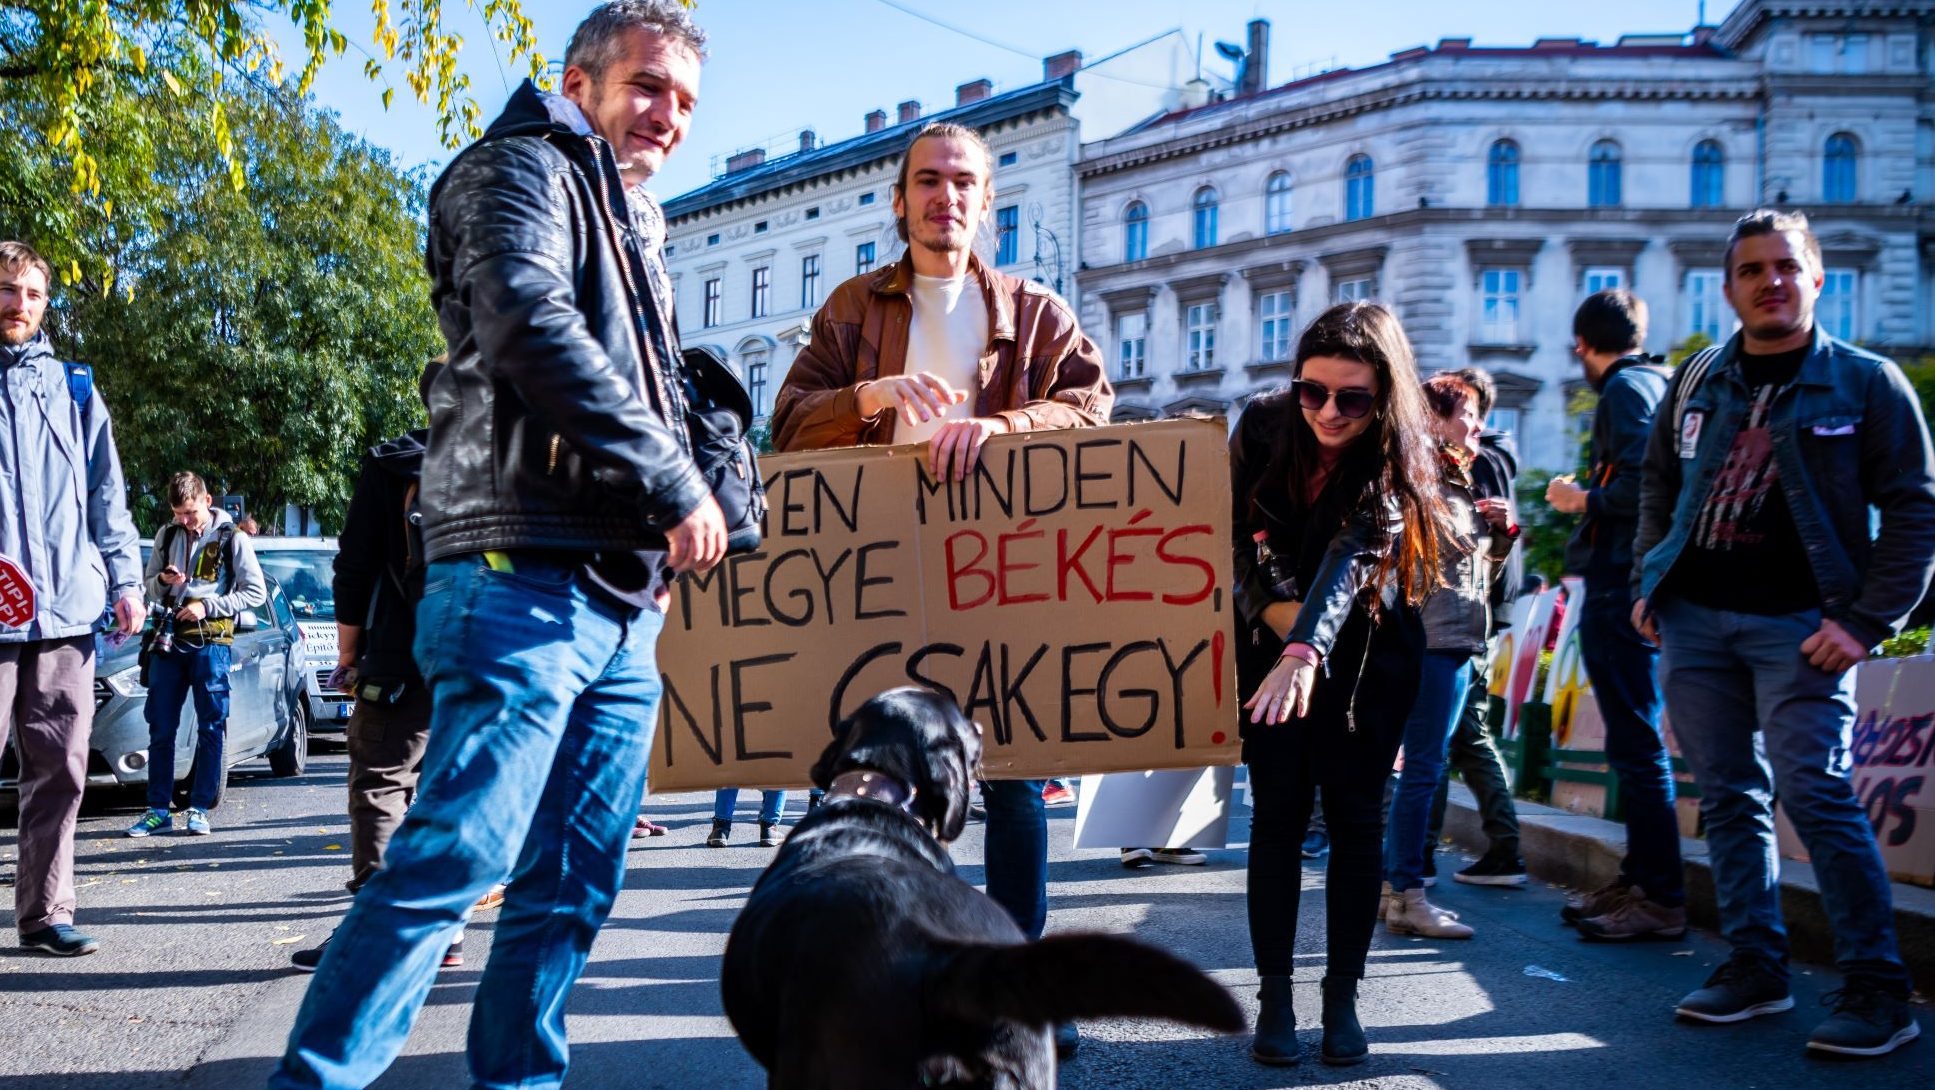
[0,577,310,806]
[253,537,353,735]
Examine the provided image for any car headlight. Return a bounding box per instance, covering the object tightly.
[106,664,145,697]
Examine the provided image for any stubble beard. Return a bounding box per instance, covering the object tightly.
[1,319,37,347]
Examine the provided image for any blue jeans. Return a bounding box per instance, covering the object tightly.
[143,642,231,811]
[1383,651,1470,892]
[1655,597,1908,990]
[1578,583,1684,904]
[713,788,785,825]
[981,778,1046,940]
[272,554,666,1089]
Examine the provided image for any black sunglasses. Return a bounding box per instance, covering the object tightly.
[1291,380,1376,420]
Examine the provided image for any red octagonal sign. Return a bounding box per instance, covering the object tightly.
[0,553,36,628]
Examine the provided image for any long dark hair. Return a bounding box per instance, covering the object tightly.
[1247,301,1447,606]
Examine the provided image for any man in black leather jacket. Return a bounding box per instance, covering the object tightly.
[272,5,725,1087]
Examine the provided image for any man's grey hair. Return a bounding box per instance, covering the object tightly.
[565,0,708,78]
[1724,208,1822,279]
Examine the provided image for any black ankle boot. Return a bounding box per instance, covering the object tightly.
[1251,975,1299,1065]
[1320,975,1366,1066]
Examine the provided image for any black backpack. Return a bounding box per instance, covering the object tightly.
[681,345,767,554]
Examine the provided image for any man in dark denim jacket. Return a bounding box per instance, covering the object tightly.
[1632,210,1935,1057]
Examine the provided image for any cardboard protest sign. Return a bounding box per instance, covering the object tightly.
[649,418,1239,793]
[0,552,35,628]
[1850,655,1935,888]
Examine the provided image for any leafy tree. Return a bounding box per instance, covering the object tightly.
[0,1,545,281]
[11,83,442,534]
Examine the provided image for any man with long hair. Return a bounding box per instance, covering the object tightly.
[770,119,1112,1058]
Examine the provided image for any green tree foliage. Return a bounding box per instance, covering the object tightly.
[1515,468,1577,586]
[2,78,441,533]
[0,1,544,283]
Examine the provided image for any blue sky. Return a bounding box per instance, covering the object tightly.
[285,0,1729,200]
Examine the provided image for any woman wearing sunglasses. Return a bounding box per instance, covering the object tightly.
[1232,301,1447,1067]
[1380,373,1517,941]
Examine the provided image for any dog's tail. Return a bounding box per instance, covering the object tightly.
[926,933,1244,1034]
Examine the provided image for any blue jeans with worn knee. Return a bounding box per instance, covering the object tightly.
[1384,651,1471,892]
[1656,596,1908,992]
[143,642,231,812]
[981,778,1047,939]
[714,788,786,825]
[272,553,666,1089]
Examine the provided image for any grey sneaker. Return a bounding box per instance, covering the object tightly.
[1806,980,1921,1058]
[1560,879,1629,926]
[1153,847,1207,865]
[1577,885,1687,942]
[185,808,212,836]
[1120,848,1156,869]
[757,822,781,848]
[706,819,730,848]
[1675,956,1794,1023]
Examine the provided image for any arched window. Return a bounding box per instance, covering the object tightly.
[1486,140,1520,207]
[1690,140,1725,208]
[1824,132,1858,202]
[1192,186,1219,249]
[1344,155,1374,221]
[1265,172,1293,235]
[1588,140,1622,207]
[1123,201,1149,262]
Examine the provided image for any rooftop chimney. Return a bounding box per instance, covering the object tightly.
[799,130,817,153]
[1242,20,1269,96]
[897,99,922,124]
[865,109,887,133]
[956,78,993,106]
[1044,50,1082,83]
[725,147,766,173]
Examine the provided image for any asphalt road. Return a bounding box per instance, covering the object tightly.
[2,752,1930,1089]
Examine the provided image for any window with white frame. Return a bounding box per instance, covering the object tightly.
[1685,269,1727,343]
[1479,269,1522,343]
[1812,33,1871,73]
[1486,407,1522,440]
[800,254,822,310]
[1192,187,1219,249]
[1344,155,1374,221]
[744,349,772,419]
[1487,141,1520,207]
[1124,201,1149,261]
[1589,140,1623,207]
[1691,140,1725,208]
[995,205,1019,265]
[1116,311,1148,380]
[1258,291,1293,361]
[751,266,771,319]
[1820,268,1859,341]
[855,241,876,275]
[1824,133,1858,202]
[1265,173,1293,235]
[703,278,722,327]
[1583,266,1625,295]
[1185,303,1217,371]
[1335,277,1372,303]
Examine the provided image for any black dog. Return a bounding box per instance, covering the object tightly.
[721,686,1244,1089]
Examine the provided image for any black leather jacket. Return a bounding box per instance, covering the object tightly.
[1231,393,1400,681]
[419,80,709,562]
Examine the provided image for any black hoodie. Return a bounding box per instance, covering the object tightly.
[333,429,427,684]
[1473,430,1524,625]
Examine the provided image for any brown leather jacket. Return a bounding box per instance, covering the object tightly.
[771,253,1113,451]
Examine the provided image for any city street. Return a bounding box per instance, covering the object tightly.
[2,753,1928,1089]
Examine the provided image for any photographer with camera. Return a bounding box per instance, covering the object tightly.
[126,471,266,838]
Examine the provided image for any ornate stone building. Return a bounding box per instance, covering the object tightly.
[1073,0,1935,470]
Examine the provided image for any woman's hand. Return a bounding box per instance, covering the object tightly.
[1474,496,1512,531]
[1244,644,1319,725]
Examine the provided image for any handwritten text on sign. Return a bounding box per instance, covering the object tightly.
[649,418,1238,793]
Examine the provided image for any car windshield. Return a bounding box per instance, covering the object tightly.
[257,551,336,620]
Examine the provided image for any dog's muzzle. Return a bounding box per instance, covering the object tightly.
[825,769,917,811]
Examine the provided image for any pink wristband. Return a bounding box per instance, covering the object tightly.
[1279,644,1319,667]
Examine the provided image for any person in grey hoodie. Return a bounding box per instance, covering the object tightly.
[0,240,145,957]
[126,471,265,838]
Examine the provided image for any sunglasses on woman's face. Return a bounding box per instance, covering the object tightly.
[1291,380,1376,420]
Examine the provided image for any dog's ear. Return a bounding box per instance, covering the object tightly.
[919,703,977,841]
[809,710,857,790]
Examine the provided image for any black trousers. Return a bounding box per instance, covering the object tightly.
[1245,606,1420,980]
